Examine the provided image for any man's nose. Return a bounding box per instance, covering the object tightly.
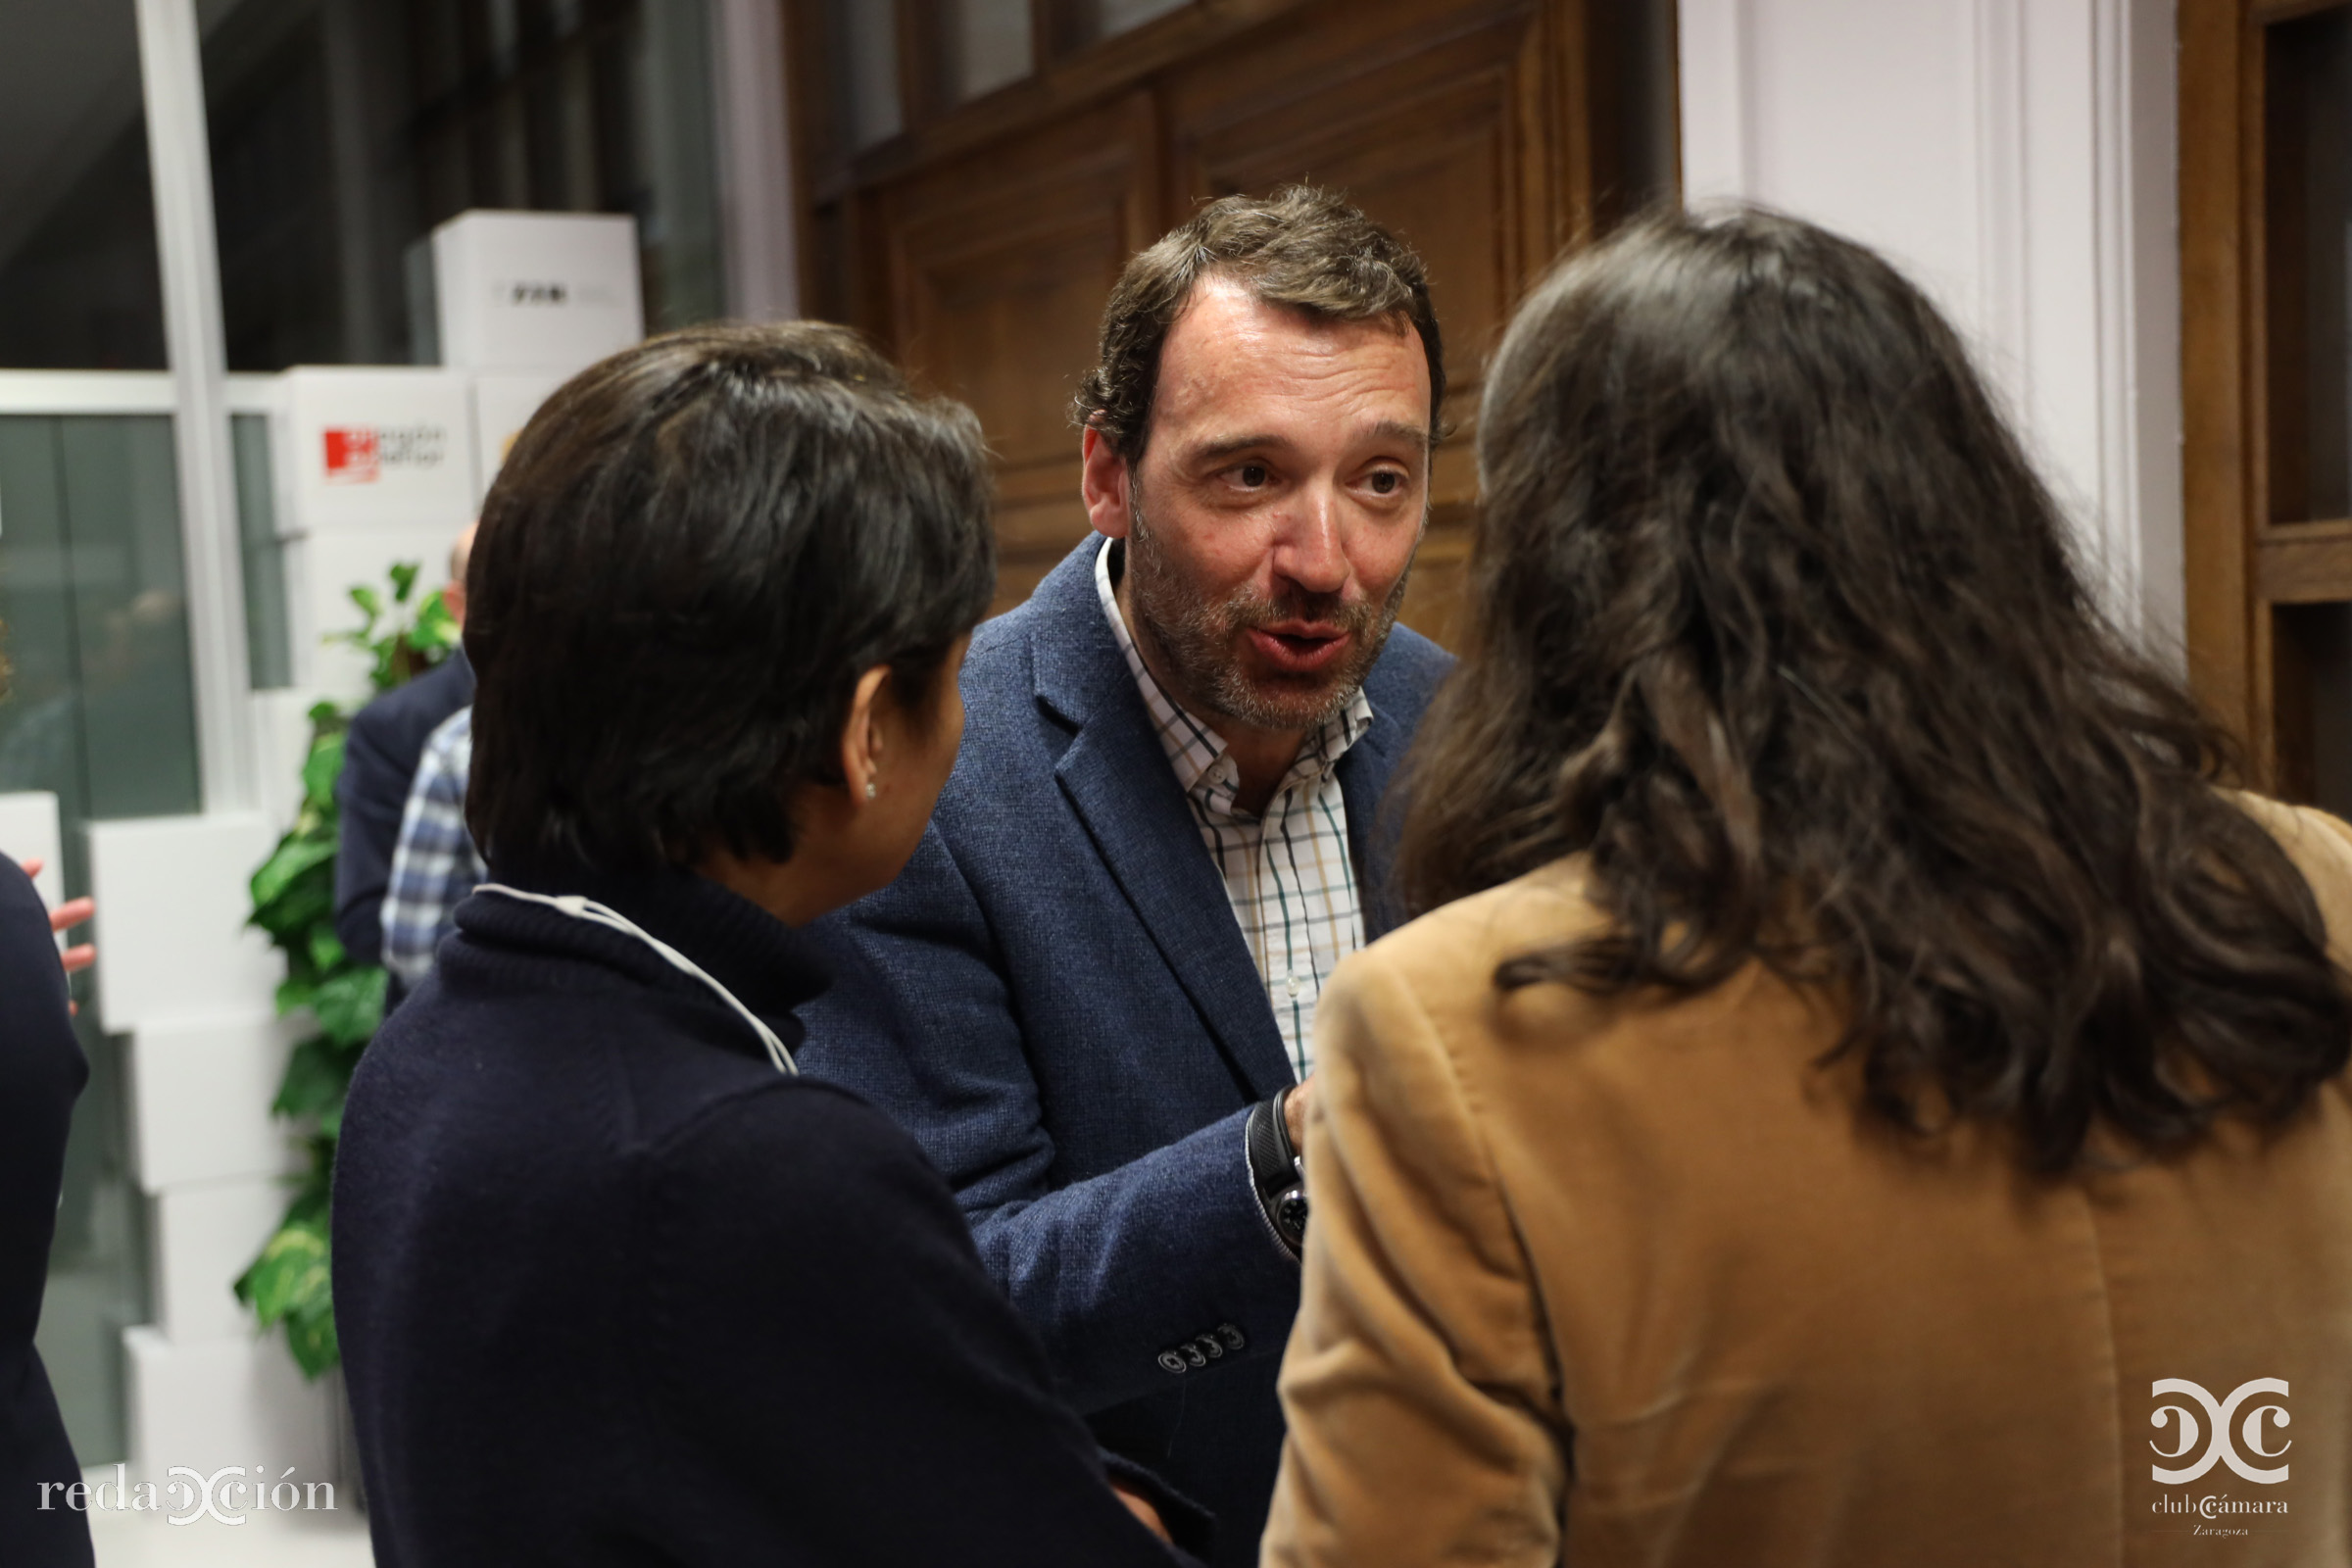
[1273,483,1349,598]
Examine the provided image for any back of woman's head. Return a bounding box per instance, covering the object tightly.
[1399,206,2350,1170]
[465,320,994,875]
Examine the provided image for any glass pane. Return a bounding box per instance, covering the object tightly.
[233,413,294,690]
[200,0,730,368]
[2265,8,2352,522]
[1100,0,1190,39]
[830,0,905,152]
[0,0,168,368]
[0,414,197,1465]
[60,418,204,819]
[952,0,1033,103]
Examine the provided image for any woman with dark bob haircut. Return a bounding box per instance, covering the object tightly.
[1260,209,2352,1566]
[334,321,1204,1567]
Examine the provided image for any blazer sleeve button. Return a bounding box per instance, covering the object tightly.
[1156,1350,1189,1375]
[1216,1323,1247,1351]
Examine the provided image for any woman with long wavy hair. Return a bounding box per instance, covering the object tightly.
[1260,209,2352,1566]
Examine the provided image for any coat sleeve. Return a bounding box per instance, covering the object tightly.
[628,1083,1207,1567]
[799,826,1301,1413]
[1260,953,1566,1568]
[333,706,408,967]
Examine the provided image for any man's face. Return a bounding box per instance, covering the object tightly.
[1081,274,1432,736]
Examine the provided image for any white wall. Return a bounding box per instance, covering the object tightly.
[1678,0,2183,657]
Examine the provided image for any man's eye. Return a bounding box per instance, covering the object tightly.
[1236,463,1271,487]
[1368,470,1403,495]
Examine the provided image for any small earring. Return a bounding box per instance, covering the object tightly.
[864,780,877,800]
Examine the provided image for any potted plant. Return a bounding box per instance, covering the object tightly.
[237,564,459,1377]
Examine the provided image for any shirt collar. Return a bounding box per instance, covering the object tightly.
[1094,538,1374,812]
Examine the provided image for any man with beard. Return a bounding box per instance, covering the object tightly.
[799,187,1449,1565]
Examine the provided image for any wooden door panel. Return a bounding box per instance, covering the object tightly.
[792,0,1661,640]
[880,94,1156,610]
[1166,0,1541,399]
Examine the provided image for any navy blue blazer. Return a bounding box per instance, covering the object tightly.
[800,535,1450,1565]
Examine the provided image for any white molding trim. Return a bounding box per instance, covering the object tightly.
[1676,0,1752,203]
[135,0,259,811]
[1970,0,2032,403]
[0,372,178,415]
[712,0,801,321]
[2088,0,2140,615]
[2108,0,2184,652]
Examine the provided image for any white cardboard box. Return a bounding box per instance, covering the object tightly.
[470,369,567,505]
[88,814,282,1037]
[127,1010,308,1195]
[432,210,644,375]
[124,1326,335,1487]
[151,1176,303,1345]
[0,791,63,906]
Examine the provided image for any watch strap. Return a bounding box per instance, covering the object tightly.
[1245,1088,1308,1258]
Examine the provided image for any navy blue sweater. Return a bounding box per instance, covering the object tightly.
[0,857,90,1567]
[334,860,1203,1566]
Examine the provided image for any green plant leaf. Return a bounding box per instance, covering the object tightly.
[250,836,336,916]
[347,584,382,620]
[235,1213,328,1325]
[306,925,346,974]
[389,562,419,604]
[274,973,318,1017]
[285,1286,340,1380]
[301,731,347,812]
[309,965,387,1048]
[271,1034,353,1120]
[254,871,334,953]
[412,592,459,656]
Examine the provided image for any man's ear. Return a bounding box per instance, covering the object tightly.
[1081,422,1134,542]
[834,664,896,802]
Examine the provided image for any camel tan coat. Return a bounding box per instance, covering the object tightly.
[1262,796,2352,1567]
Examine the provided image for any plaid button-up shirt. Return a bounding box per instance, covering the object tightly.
[1096,541,1372,1080]
[380,705,485,989]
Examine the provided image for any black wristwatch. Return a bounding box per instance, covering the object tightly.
[1246,1086,1308,1259]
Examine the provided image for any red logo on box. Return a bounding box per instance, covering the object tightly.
[322,427,380,484]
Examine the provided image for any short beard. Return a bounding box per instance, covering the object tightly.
[1122,492,1412,734]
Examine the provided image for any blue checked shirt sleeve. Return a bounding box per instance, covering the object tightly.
[379,709,485,988]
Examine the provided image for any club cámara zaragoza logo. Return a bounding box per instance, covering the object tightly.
[2151,1379,2290,1485]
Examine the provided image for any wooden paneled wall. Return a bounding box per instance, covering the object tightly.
[2182,0,2352,803]
[785,0,1677,640]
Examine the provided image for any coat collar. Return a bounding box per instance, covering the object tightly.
[454,857,834,1054]
[1027,535,1420,1098]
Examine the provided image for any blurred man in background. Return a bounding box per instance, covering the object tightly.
[334,523,474,999]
